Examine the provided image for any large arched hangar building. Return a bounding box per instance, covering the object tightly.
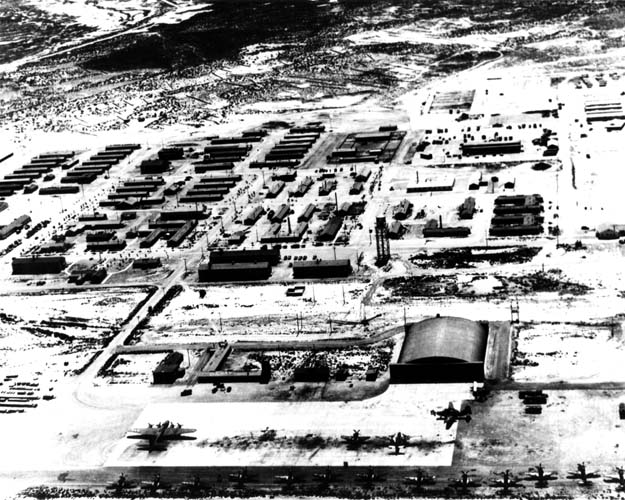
[390,316,490,383]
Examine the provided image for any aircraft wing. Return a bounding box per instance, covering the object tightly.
[129,427,159,436]
[174,427,197,435]
[127,433,157,440]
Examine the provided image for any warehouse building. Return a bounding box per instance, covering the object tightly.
[388,221,405,239]
[198,261,272,282]
[461,140,522,156]
[298,204,316,223]
[271,204,290,223]
[317,216,343,242]
[290,177,314,197]
[209,247,281,266]
[153,352,185,384]
[459,197,476,219]
[390,316,489,383]
[12,255,66,274]
[133,258,162,269]
[318,179,337,196]
[167,220,197,248]
[355,166,371,182]
[423,219,470,238]
[393,199,413,220]
[86,239,127,252]
[266,181,285,198]
[160,209,208,221]
[158,147,184,160]
[293,259,352,279]
[140,159,170,175]
[493,194,544,214]
[349,181,364,195]
[243,205,265,226]
[0,215,31,240]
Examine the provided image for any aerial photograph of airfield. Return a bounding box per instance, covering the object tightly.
[5,0,625,498]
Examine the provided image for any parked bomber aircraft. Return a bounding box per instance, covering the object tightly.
[179,474,210,493]
[404,469,436,488]
[356,467,385,485]
[387,431,410,455]
[431,402,472,429]
[127,421,196,450]
[105,473,137,492]
[450,470,479,490]
[567,463,600,485]
[604,467,625,490]
[523,464,557,487]
[341,429,371,448]
[141,474,171,494]
[313,466,340,484]
[491,470,523,494]
[274,468,300,485]
[229,468,256,485]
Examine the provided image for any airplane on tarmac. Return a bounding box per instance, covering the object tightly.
[523,463,558,487]
[356,466,385,485]
[490,470,523,494]
[604,467,625,490]
[450,470,479,490]
[387,432,410,455]
[274,468,300,485]
[105,473,137,492]
[313,466,340,484]
[179,474,210,493]
[567,463,601,486]
[403,469,436,489]
[431,402,472,429]
[127,420,197,450]
[341,429,371,448]
[229,468,256,485]
[140,474,171,494]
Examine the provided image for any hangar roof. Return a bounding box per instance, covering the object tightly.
[398,316,488,364]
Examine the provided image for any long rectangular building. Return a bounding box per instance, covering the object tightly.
[12,256,66,274]
[461,140,522,156]
[209,247,280,266]
[198,261,272,282]
[293,259,352,279]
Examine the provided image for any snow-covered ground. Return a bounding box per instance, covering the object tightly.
[513,323,625,383]
[140,282,375,344]
[0,288,148,378]
[22,0,212,32]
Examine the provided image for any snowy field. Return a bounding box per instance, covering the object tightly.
[106,384,470,467]
[22,0,212,32]
[512,323,625,383]
[139,282,379,344]
[0,288,148,378]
